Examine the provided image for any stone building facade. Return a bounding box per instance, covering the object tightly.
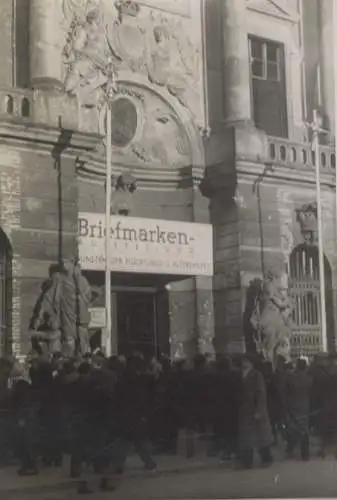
[0,0,335,358]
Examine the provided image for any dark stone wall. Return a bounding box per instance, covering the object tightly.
[0,142,78,355]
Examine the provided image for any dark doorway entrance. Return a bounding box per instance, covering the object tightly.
[117,291,157,359]
[84,271,184,359]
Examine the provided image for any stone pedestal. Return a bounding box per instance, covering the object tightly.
[29,0,64,90]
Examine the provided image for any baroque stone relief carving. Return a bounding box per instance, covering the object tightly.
[81,80,192,173]
[62,0,119,108]
[62,0,201,117]
[113,83,192,168]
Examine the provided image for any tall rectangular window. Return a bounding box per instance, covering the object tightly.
[249,36,288,138]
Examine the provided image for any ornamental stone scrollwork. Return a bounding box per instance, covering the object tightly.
[295,202,318,245]
[62,0,200,116]
[129,109,191,166]
[115,0,140,19]
[98,88,145,148]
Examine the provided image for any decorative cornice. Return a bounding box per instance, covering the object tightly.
[76,159,203,191]
[245,0,300,23]
[236,158,336,189]
[0,120,100,154]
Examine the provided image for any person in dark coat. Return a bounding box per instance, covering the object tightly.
[111,355,157,472]
[259,361,280,445]
[312,356,337,457]
[190,354,213,435]
[238,355,273,469]
[11,362,40,475]
[32,360,63,467]
[211,356,240,461]
[283,358,312,461]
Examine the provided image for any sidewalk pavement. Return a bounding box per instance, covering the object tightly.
[0,453,220,496]
[0,435,323,496]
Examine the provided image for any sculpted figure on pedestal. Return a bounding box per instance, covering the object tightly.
[30,260,92,357]
[247,269,293,369]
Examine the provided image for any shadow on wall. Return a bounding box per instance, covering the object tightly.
[51,122,73,265]
[0,230,13,357]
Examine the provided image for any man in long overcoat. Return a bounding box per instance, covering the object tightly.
[238,355,274,469]
[283,358,312,460]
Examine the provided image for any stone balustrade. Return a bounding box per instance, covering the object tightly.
[267,136,336,172]
[0,87,98,135]
[0,87,33,119]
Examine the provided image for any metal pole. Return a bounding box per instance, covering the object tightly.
[333,0,337,257]
[104,62,113,358]
[313,109,328,352]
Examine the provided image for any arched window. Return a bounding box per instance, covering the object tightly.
[0,230,12,356]
[289,244,334,356]
[21,97,30,117]
[5,95,14,115]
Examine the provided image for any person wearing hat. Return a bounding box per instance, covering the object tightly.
[237,354,274,469]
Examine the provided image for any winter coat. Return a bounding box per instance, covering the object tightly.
[238,368,273,450]
[284,370,312,435]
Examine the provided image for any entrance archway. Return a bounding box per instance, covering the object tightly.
[289,243,334,356]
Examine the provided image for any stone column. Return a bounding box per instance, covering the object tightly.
[29,0,64,90]
[320,0,334,133]
[222,0,252,124]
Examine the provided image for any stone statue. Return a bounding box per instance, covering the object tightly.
[30,260,92,357]
[29,264,63,356]
[243,277,263,356]
[247,269,293,369]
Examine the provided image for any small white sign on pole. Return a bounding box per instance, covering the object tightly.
[88,307,106,329]
[78,213,213,277]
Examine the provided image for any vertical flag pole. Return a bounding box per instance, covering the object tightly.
[313,109,327,352]
[333,0,337,275]
[104,59,113,357]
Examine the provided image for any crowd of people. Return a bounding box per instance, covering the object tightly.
[0,350,337,493]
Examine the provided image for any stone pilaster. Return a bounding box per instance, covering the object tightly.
[222,0,252,124]
[168,279,197,361]
[29,0,64,90]
[320,0,334,133]
[209,187,244,354]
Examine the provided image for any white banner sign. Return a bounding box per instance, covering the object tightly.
[78,212,213,276]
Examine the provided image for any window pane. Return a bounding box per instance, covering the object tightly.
[252,59,264,78]
[267,43,278,63]
[251,39,263,59]
[267,62,279,81]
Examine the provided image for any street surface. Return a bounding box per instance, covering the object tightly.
[8,457,337,499]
